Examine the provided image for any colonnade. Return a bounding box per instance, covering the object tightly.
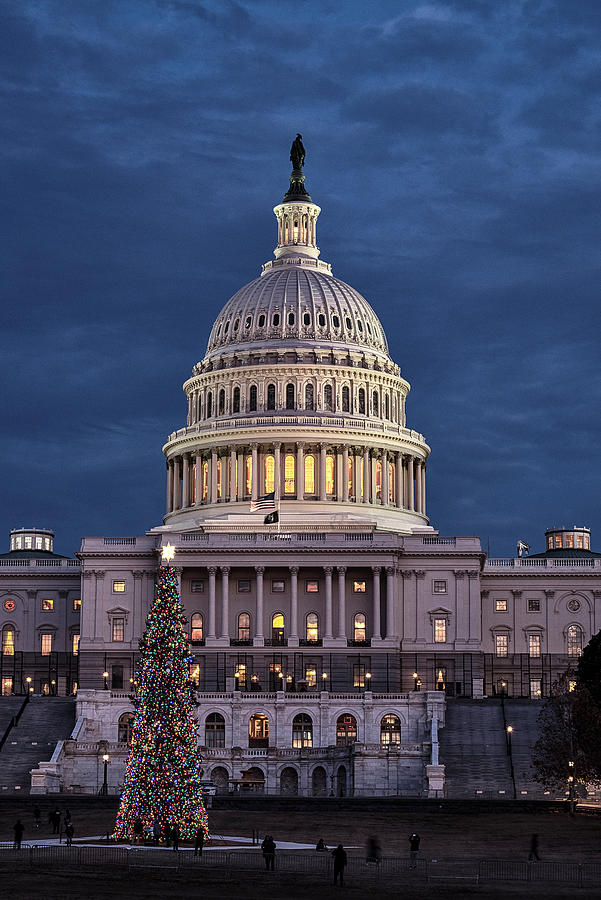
[165,443,426,516]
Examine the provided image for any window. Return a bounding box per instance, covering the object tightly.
[305,383,314,410]
[342,385,350,412]
[218,389,225,415]
[258,314,265,327]
[434,618,447,643]
[288,312,295,326]
[245,455,252,496]
[269,662,282,690]
[286,383,295,409]
[111,665,123,690]
[237,612,250,642]
[326,455,335,494]
[324,384,333,410]
[530,679,542,699]
[345,316,352,329]
[249,713,269,747]
[272,580,285,593]
[381,715,401,746]
[245,315,252,329]
[284,454,295,494]
[318,313,326,327]
[112,581,125,593]
[385,394,390,419]
[41,632,53,656]
[306,581,319,593]
[2,677,13,696]
[567,624,583,657]
[495,599,507,612]
[358,388,365,414]
[191,581,204,593]
[272,313,280,326]
[206,713,226,748]
[336,714,357,746]
[305,667,317,687]
[42,598,54,611]
[353,613,366,642]
[2,626,15,656]
[233,387,240,413]
[303,312,311,326]
[72,633,80,656]
[191,613,203,642]
[112,618,124,642]
[272,613,285,643]
[495,634,509,657]
[433,581,447,594]
[375,460,382,500]
[353,664,366,688]
[264,454,275,493]
[528,598,541,612]
[306,612,319,642]
[238,579,251,592]
[267,383,276,410]
[234,663,247,687]
[118,713,134,743]
[206,391,213,418]
[249,385,257,411]
[304,455,315,493]
[528,634,541,658]
[357,320,363,331]
[332,315,340,328]
[189,662,200,685]
[73,598,81,610]
[353,581,366,593]
[373,391,379,416]
[292,713,313,748]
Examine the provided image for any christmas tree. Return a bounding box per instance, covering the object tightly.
[114,548,209,842]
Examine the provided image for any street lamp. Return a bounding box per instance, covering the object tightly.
[416,679,422,692]
[25,676,32,698]
[100,753,110,796]
[321,672,328,689]
[51,679,56,696]
[103,671,109,690]
[413,672,419,691]
[506,725,513,756]
[365,672,372,691]
[500,681,507,697]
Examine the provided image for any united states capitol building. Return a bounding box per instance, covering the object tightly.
[2,146,600,797]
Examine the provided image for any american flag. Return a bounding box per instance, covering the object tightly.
[250,491,276,512]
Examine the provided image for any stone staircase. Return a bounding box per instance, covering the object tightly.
[439,699,514,798]
[503,699,543,796]
[0,696,26,736]
[0,697,75,792]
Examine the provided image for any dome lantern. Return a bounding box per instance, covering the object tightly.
[272,134,322,264]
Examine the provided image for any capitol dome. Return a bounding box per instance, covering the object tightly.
[160,147,431,535]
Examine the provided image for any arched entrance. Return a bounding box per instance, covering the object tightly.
[337,765,347,797]
[312,766,327,797]
[211,766,229,794]
[280,766,299,796]
[249,713,269,748]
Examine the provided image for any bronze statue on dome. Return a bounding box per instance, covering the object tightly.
[290,133,305,170]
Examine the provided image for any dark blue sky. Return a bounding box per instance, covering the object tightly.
[3,1,600,557]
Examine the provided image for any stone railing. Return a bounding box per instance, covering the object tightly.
[485,558,601,571]
[0,558,80,569]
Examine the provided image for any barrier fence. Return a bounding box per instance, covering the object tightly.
[0,844,599,885]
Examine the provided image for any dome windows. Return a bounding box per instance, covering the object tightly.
[233,318,239,331]
[345,316,352,329]
[245,316,252,329]
[267,383,276,410]
[342,386,350,412]
[249,385,258,412]
[305,384,315,410]
[324,384,333,411]
[258,314,266,327]
[357,320,363,332]
[318,313,326,327]
[233,387,240,413]
[216,325,222,337]
[332,315,340,328]
[224,321,230,334]
[218,389,225,415]
[366,322,372,335]
[303,312,311,326]
[272,313,280,326]
[207,391,213,418]
[358,388,366,415]
[288,312,295,326]
[286,383,295,410]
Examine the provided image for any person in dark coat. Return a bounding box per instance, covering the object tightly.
[316,838,327,851]
[409,832,420,868]
[13,820,25,850]
[528,833,540,861]
[49,808,61,834]
[261,834,276,870]
[65,821,74,846]
[332,844,347,886]
[133,817,144,844]
[194,825,205,856]
[171,823,179,852]
[163,822,172,848]
[152,818,162,845]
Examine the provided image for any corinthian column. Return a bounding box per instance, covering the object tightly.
[173,456,181,510]
[251,444,258,502]
[210,449,218,504]
[230,448,237,502]
[195,452,202,505]
[319,443,327,501]
[296,442,304,499]
[363,447,370,503]
[372,567,381,641]
[395,452,403,508]
[274,442,281,501]
[182,454,190,508]
[254,567,264,646]
[289,566,299,646]
[207,567,217,640]
[408,455,415,511]
[166,460,173,514]
[324,567,333,640]
[386,567,395,640]
[342,445,349,502]
[382,449,388,506]
[415,459,423,513]
[220,566,230,640]
[337,567,346,641]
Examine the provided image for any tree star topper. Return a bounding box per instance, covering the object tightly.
[161,543,175,562]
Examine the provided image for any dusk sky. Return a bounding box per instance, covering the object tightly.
[3,0,600,558]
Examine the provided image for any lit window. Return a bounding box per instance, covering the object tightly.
[530,679,542,699]
[434,618,447,643]
[528,634,541,657]
[245,455,252,496]
[304,455,315,493]
[41,632,53,656]
[284,454,295,494]
[191,581,204,593]
[528,598,541,612]
[249,713,269,747]
[118,713,134,743]
[306,612,319,642]
[353,664,366,688]
[306,581,319,593]
[353,613,366,642]
[35,536,42,549]
[336,714,357,746]
[189,662,200,685]
[2,627,15,656]
[495,599,507,611]
[292,713,313,748]
[73,597,81,610]
[235,663,247,687]
[272,580,285,593]
[564,533,574,548]
[433,581,447,595]
[72,633,80,656]
[2,677,13,696]
[112,618,124,642]
[42,598,54,611]
[264,455,275,493]
[495,634,509,657]
[238,612,250,641]
[547,535,553,549]
[272,613,285,643]
[567,624,583,657]
[353,581,366,593]
[554,535,562,547]
[238,580,251,593]
[25,536,32,548]
[381,715,401,746]
[305,667,317,687]
[569,680,577,693]
[112,581,125,593]
[326,456,335,494]
[191,613,203,642]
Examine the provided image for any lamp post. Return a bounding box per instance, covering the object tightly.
[506,725,513,756]
[416,679,422,692]
[103,671,109,691]
[321,672,328,690]
[100,753,110,796]
[25,676,32,699]
[413,672,419,691]
[365,672,372,692]
[568,760,575,815]
[51,679,56,696]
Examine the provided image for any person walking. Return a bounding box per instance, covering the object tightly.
[528,833,540,861]
[50,808,60,834]
[409,832,420,869]
[194,825,205,856]
[133,817,144,844]
[171,823,179,852]
[152,818,162,845]
[261,834,276,871]
[332,844,347,886]
[13,820,25,850]
[65,821,74,847]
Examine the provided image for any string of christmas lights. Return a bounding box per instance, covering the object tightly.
[113,564,209,843]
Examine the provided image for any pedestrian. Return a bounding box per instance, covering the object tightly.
[528,833,540,861]
[33,805,41,829]
[65,821,74,847]
[261,834,276,871]
[316,837,327,851]
[331,843,347,886]
[152,818,162,845]
[13,820,25,850]
[133,817,144,844]
[171,822,179,852]
[163,822,172,848]
[194,825,205,856]
[50,808,60,834]
[366,835,381,865]
[409,832,420,869]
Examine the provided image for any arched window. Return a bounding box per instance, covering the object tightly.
[305,383,315,410]
[304,455,315,493]
[342,385,350,412]
[272,613,285,644]
[245,455,252,496]
[249,385,257,412]
[216,459,222,498]
[191,613,203,642]
[202,461,208,500]
[388,462,395,503]
[373,391,379,416]
[288,311,295,326]
[336,714,357,746]
[567,624,583,657]
[375,461,382,500]
[267,383,276,410]
[324,384,333,411]
[286,383,295,409]
[118,713,134,743]
[284,454,295,494]
[292,713,313,748]
[249,713,269,747]
[2,625,15,656]
[354,613,366,643]
[303,312,311,326]
[306,612,319,643]
[258,314,265,327]
[206,391,213,418]
[233,387,240,413]
[385,394,390,420]
[272,313,280,326]
[326,455,335,495]
[238,612,250,642]
[358,388,365,414]
[218,389,225,415]
[380,714,401,746]
[205,712,225,748]
[264,454,275,493]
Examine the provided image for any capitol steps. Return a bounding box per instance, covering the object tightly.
[0,696,75,792]
[439,699,514,798]
[503,699,543,796]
